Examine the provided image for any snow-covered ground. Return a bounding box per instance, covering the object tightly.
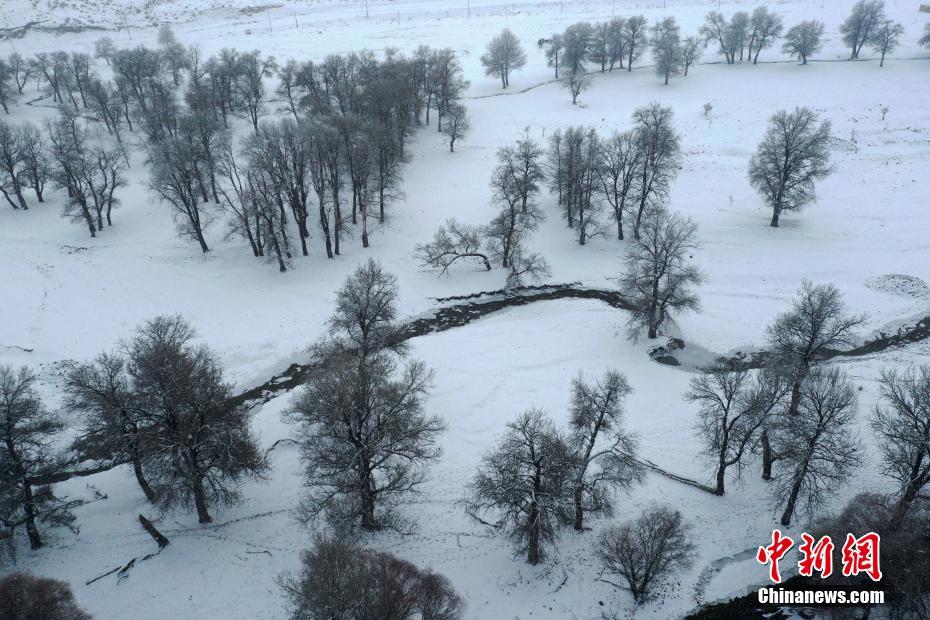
[1,0,929,618]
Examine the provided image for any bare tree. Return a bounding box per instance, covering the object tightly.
[651,17,683,85]
[505,246,551,288]
[772,368,862,526]
[921,23,930,49]
[466,409,574,564]
[328,258,405,357]
[631,102,680,240]
[539,34,563,78]
[766,281,864,413]
[681,36,702,76]
[687,361,789,495]
[0,366,75,550]
[871,365,930,529]
[730,12,750,61]
[480,28,527,88]
[623,16,649,72]
[487,150,545,269]
[760,281,864,481]
[782,20,824,65]
[588,22,611,72]
[46,113,95,235]
[0,58,14,114]
[621,208,702,340]
[148,133,211,251]
[65,353,158,502]
[749,6,784,64]
[158,25,190,87]
[244,120,314,257]
[700,11,739,64]
[0,120,28,209]
[872,19,904,67]
[841,0,885,60]
[562,66,591,105]
[606,17,627,70]
[547,126,600,242]
[125,315,268,524]
[415,219,491,274]
[597,505,695,603]
[236,50,277,131]
[289,261,445,531]
[275,60,302,124]
[561,22,593,76]
[498,134,544,214]
[442,102,469,152]
[17,123,49,204]
[7,54,32,95]
[288,354,443,532]
[94,37,116,66]
[597,129,640,241]
[0,573,91,620]
[279,533,464,620]
[748,107,832,227]
[568,370,643,530]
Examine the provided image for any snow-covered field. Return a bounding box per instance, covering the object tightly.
[1,0,929,618]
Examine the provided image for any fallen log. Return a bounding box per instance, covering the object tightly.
[138,515,169,549]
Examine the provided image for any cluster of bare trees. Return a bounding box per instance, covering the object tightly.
[687,282,868,526]
[416,133,550,287]
[1,30,469,264]
[466,370,643,564]
[280,532,463,620]
[840,0,904,65]
[0,119,47,211]
[545,104,702,341]
[418,104,701,335]
[1,112,126,238]
[700,7,783,65]
[683,280,930,613]
[142,42,468,264]
[465,371,693,603]
[287,260,446,532]
[65,315,268,524]
[539,15,701,100]
[702,2,908,67]
[549,103,680,244]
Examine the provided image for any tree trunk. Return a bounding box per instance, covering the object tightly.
[359,462,380,531]
[715,444,727,495]
[192,477,212,524]
[138,514,170,548]
[573,486,585,531]
[195,227,209,253]
[761,429,773,481]
[296,218,310,257]
[647,279,660,338]
[527,501,540,564]
[22,479,42,549]
[780,473,804,526]
[770,205,780,227]
[130,445,157,502]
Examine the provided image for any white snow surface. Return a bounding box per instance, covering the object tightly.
[1,0,929,618]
